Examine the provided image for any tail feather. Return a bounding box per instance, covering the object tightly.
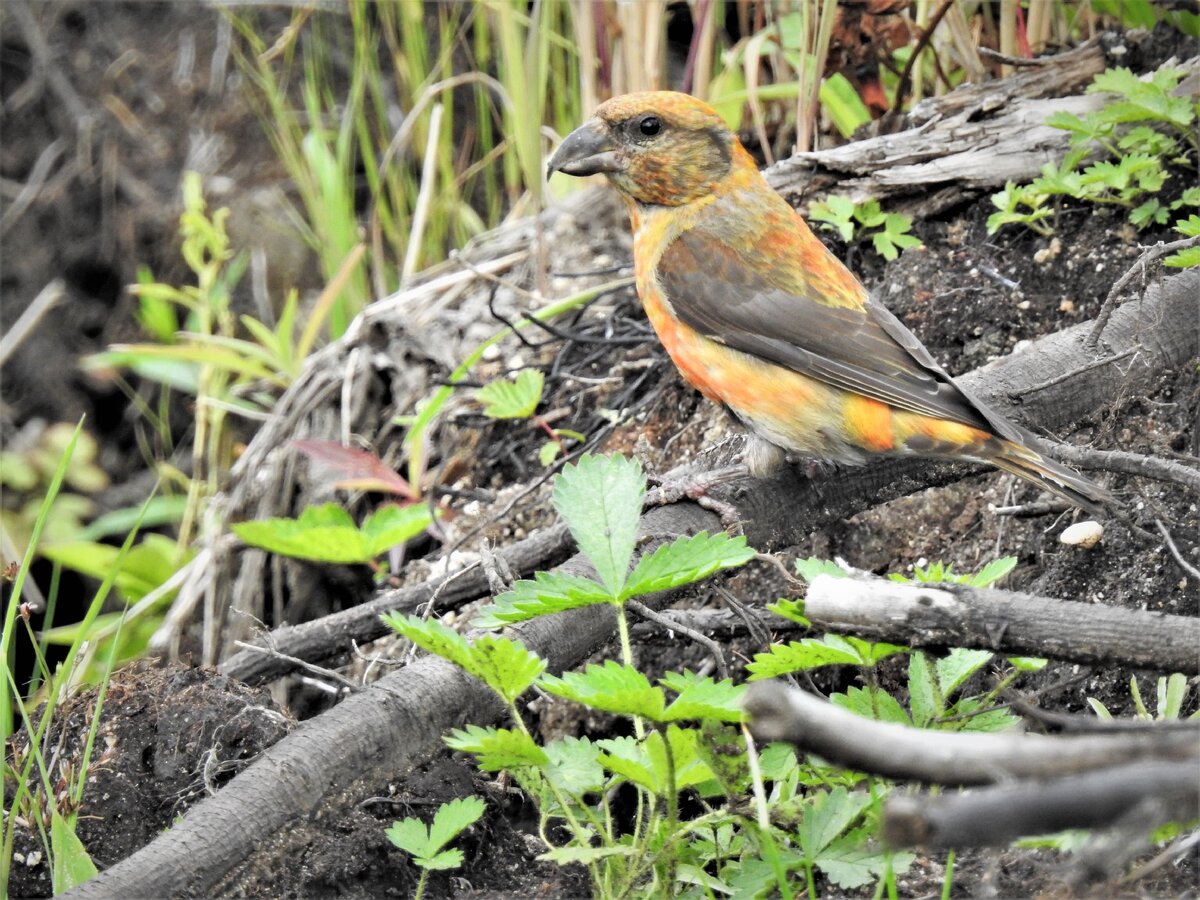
[989,440,1114,516]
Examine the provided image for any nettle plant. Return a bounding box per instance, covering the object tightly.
[384,454,923,898]
[988,65,1200,253]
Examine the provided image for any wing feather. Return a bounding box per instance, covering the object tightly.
[657,224,1026,444]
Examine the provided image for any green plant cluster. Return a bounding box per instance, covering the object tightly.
[988,65,1200,260]
[808,196,924,262]
[380,455,1081,897]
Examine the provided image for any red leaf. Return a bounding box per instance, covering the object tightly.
[292,439,415,498]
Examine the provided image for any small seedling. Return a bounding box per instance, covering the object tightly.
[386,795,486,900]
[809,196,923,261]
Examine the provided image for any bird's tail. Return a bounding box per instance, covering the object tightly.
[988,439,1114,516]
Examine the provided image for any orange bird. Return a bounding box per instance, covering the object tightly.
[547,92,1111,513]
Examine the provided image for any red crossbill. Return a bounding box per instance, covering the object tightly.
[547,92,1110,513]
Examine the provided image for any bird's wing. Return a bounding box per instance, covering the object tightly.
[658,225,1025,442]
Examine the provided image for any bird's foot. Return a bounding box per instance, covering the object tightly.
[645,463,749,531]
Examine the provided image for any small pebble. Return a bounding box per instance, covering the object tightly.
[1060,520,1104,549]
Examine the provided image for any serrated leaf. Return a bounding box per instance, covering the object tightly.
[907,651,942,727]
[360,504,436,557]
[552,454,644,596]
[477,369,545,419]
[794,557,847,582]
[766,597,809,627]
[818,829,912,889]
[797,788,873,858]
[747,635,903,680]
[538,845,636,864]
[427,796,486,855]
[418,849,466,871]
[384,614,543,702]
[386,817,435,857]
[384,612,474,671]
[472,571,613,628]
[597,735,660,791]
[232,502,431,563]
[445,725,549,770]
[622,532,754,599]
[968,556,1017,587]
[545,736,605,794]
[470,635,548,703]
[831,686,911,725]
[1164,246,1200,268]
[661,670,746,723]
[937,648,994,696]
[540,660,666,721]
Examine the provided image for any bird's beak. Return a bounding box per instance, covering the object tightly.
[547,118,622,179]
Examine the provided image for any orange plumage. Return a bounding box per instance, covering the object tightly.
[548,91,1111,513]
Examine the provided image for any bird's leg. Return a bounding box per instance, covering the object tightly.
[644,463,749,531]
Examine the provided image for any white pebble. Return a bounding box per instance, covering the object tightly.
[1060,520,1104,549]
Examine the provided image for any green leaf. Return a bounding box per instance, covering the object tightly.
[471,570,614,628]
[796,787,872,859]
[359,504,437,556]
[907,651,942,727]
[418,849,466,871]
[540,660,666,721]
[545,736,605,794]
[445,725,549,770]
[794,557,847,582]
[1158,673,1188,720]
[596,735,661,791]
[818,829,913,890]
[747,635,904,680]
[937,648,994,696]
[621,532,754,599]
[819,73,871,139]
[384,614,544,703]
[967,556,1017,588]
[766,597,809,627]
[661,670,746,723]
[233,502,432,564]
[51,812,98,893]
[831,686,911,725]
[427,796,487,855]
[552,454,644,596]
[386,796,485,871]
[476,369,545,419]
[1163,246,1200,268]
[538,441,561,466]
[538,845,636,865]
[469,634,548,703]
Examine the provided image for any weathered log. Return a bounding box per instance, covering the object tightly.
[803,573,1200,674]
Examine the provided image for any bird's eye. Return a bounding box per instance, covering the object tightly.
[638,115,661,137]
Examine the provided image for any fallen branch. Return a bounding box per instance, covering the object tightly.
[883,758,1200,848]
[802,573,1200,674]
[743,680,1200,785]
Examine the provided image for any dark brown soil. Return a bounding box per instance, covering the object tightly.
[3,3,1198,898]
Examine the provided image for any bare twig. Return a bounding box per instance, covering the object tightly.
[883,759,1199,848]
[1155,519,1200,583]
[0,280,66,367]
[801,574,1200,673]
[1085,235,1200,351]
[626,599,728,679]
[744,680,1200,785]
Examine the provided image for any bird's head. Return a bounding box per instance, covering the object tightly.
[547,91,744,206]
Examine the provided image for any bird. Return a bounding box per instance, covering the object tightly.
[546,91,1111,514]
